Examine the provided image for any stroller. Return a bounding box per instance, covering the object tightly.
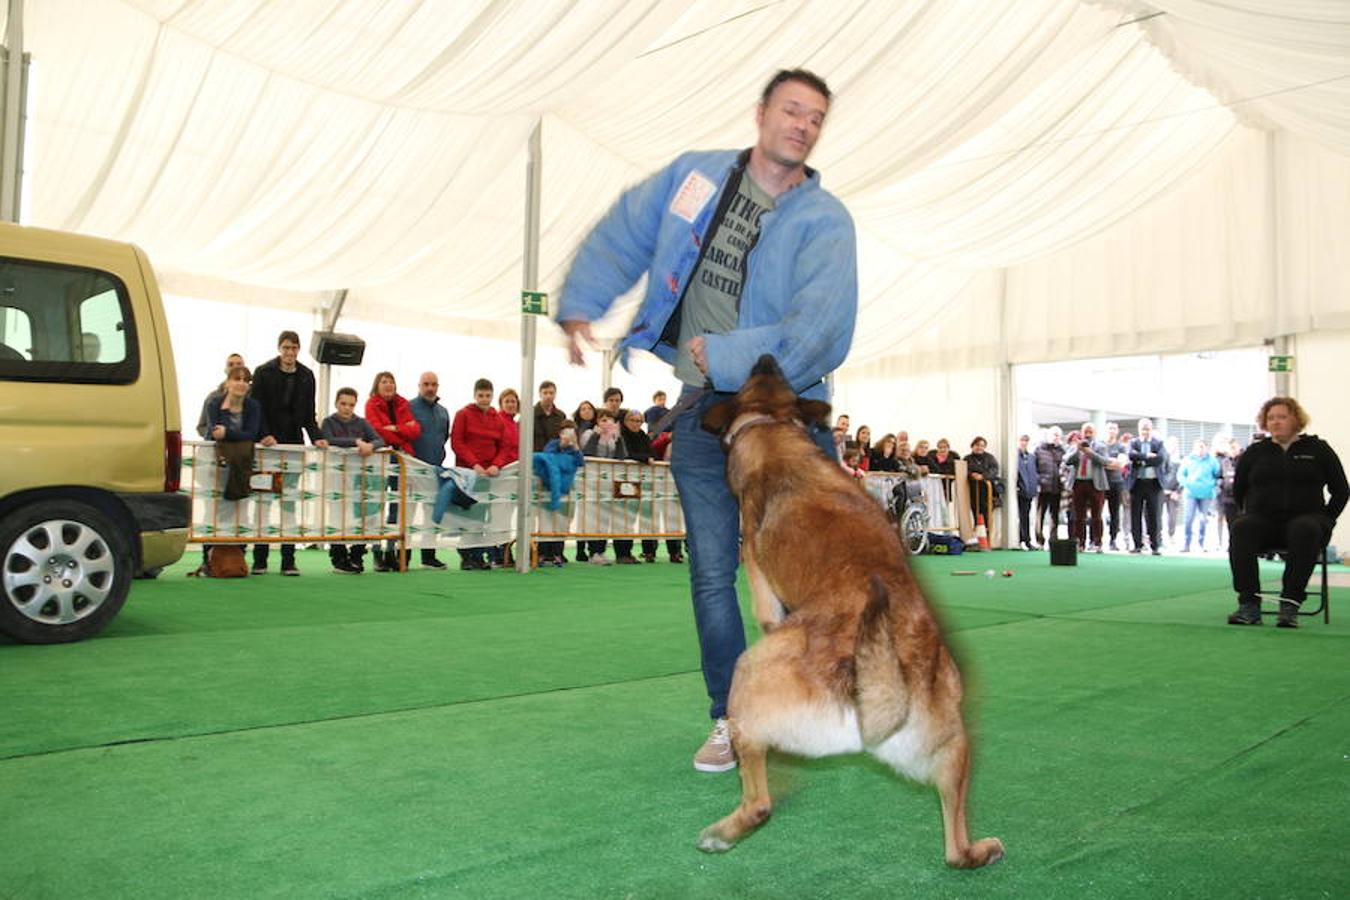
[888,477,930,556]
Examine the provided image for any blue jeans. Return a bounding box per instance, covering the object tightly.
[669,386,835,720]
[1183,494,1213,549]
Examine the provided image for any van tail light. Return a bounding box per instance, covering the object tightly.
[164,430,182,492]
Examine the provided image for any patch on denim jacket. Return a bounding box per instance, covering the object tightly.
[669,170,716,223]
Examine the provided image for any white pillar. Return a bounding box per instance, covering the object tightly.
[1,0,27,223]
[997,268,1016,549]
[515,119,543,572]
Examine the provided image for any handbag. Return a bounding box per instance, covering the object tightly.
[208,545,249,578]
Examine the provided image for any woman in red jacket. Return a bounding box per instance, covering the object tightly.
[364,372,422,453]
[497,387,521,465]
[364,372,422,571]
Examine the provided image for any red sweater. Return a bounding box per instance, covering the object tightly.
[452,403,510,469]
[364,394,422,454]
[499,415,520,465]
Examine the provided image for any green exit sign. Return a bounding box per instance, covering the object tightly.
[1268,355,1294,373]
[521,291,548,316]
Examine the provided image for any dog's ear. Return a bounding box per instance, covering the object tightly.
[795,398,831,427]
[702,398,738,436]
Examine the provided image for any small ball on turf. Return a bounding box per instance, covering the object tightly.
[1002,569,1014,578]
[983,569,995,578]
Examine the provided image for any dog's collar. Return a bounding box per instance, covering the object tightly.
[722,413,803,449]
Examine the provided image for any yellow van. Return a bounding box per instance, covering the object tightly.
[0,223,188,643]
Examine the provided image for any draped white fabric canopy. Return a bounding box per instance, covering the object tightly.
[7,0,1349,371]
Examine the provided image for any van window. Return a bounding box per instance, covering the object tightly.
[0,305,33,360]
[78,289,128,363]
[0,257,139,383]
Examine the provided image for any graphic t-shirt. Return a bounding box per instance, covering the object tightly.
[674,173,776,386]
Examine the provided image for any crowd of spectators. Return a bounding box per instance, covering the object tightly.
[191,330,685,576]
[193,336,1337,581]
[829,413,1330,561]
[1019,418,1264,556]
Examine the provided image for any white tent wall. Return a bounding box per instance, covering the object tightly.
[1291,329,1350,557]
[166,293,680,440]
[1000,128,1350,363]
[832,365,1004,454]
[850,126,1349,413]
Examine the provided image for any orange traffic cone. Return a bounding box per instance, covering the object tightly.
[975,514,990,551]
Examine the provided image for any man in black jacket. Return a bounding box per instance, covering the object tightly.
[249,330,328,575]
[1034,426,1065,545]
[1227,397,1347,628]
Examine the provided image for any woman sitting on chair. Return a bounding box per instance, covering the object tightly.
[1227,397,1347,628]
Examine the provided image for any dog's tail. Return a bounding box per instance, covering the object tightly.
[853,575,908,744]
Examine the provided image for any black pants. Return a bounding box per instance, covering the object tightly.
[330,544,366,567]
[641,538,684,558]
[1228,512,1331,604]
[1017,495,1034,546]
[253,543,295,568]
[968,480,994,524]
[1104,486,1123,542]
[1035,491,1061,544]
[1131,480,1162,551]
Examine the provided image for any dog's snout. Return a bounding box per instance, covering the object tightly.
[751,354,783,378]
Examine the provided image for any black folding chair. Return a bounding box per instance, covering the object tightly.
[1257,546,1331,623]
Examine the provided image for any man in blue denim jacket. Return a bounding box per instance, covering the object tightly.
[557,69,858,773]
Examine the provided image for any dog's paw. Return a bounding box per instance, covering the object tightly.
[947,837,1005,869]
[696,828,735,854]
[976,837,1006,866]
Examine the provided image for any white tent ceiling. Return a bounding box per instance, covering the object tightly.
[9,0,1350,365]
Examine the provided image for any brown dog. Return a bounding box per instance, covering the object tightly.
[696,355,1003,869]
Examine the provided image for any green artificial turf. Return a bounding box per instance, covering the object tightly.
[1,549,1345,898]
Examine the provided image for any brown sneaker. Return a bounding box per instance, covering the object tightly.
[693,718,737,772]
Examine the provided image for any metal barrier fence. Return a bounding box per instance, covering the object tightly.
[861,467,1002,547]
[183,443,683,568]
[184,443,999,567]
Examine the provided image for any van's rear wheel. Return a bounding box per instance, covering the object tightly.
[0,501,132,643]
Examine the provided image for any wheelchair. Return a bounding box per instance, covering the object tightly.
[887,478,930,556]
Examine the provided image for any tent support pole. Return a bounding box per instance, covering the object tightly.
[998,268,1016,550]
[515,118,543,572]
[1264,132,1293,398]
[1,0,28,223]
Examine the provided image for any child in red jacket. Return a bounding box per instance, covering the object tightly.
[452,378,510,569]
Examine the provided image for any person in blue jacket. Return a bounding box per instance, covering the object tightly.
[556,68,857,774]
[208,364,275,504]
[209,364,271,445]
[1015,434,1040,550]
[409,371,451,569]
[1178,439,1221,552]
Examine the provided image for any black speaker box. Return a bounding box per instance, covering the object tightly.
[1049,539,1078,567]
[310,331,365,366]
